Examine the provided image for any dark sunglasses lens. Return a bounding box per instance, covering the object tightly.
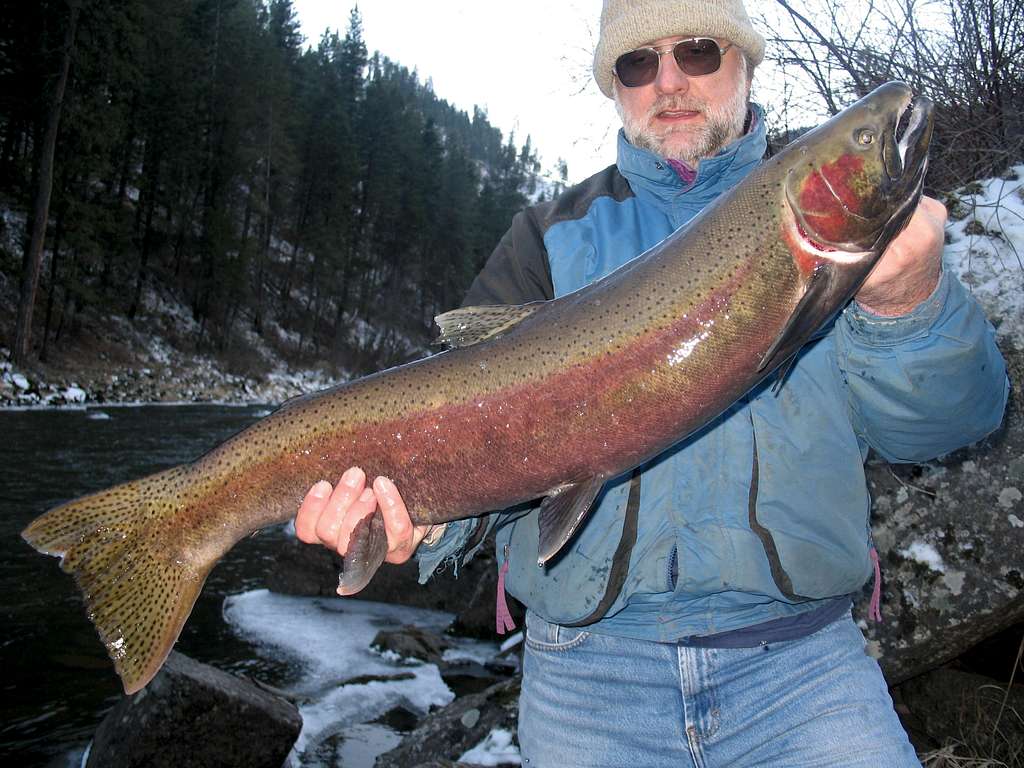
[674,39,722,76]
[615,49,659,87]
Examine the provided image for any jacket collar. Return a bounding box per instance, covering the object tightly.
[616,103,767,209]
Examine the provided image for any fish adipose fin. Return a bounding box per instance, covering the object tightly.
[537,475,605,566]
[21,468,218,695]
[757,264,844,376]
[337,510,389,596]
[434,302,544,348]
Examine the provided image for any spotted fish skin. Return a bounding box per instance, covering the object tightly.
[22,82,933,695]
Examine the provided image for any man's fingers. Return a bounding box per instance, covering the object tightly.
[296,469,427,566]
[374,476,420,564]
[313,467,366,549]
[375,476,411,556]
[296,480,332,543]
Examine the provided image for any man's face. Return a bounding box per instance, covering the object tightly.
[614,36,751,167]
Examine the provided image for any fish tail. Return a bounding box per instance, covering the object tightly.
[21,465,219,694]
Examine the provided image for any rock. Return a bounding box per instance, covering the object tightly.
[440,659,511,698]
[375,677,521,768]
[857,343,1024,684]
[86,651,301,768]
[895,666,1024,763]
[372,626,451,665]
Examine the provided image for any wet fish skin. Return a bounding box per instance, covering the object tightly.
[22,82,932,695]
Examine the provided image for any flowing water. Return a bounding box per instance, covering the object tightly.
[0,404,298,766]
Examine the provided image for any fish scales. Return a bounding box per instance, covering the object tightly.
[22,82,934,694]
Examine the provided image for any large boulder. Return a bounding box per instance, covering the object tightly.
[86,651,302,768]
[857,343,1023,684]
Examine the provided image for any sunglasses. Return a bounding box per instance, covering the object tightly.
[614,38,733,88]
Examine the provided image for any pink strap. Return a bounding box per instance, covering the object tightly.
[868,547,883,622]
[496,552,516,635]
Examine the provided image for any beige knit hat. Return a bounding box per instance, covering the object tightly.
[593,0,766,98]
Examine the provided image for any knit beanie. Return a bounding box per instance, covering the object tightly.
[593,0,766,98]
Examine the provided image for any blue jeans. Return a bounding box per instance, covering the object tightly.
[518,610,919,767]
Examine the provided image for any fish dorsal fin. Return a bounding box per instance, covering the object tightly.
[434,302,543,349]
[758,264,841,375]
[537,475,605,566]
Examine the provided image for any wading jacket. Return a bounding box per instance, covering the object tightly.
[418,106,1010,642]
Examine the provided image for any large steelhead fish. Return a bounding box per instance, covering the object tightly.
[24,82,933,694]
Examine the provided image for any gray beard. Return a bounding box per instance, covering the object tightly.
[616,77,751,167]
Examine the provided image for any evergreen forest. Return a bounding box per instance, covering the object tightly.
[0,0,565,374]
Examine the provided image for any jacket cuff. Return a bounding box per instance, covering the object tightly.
[841,269,950,346]
[415,518,475,584]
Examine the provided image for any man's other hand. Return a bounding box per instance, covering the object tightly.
[295,467,432,564]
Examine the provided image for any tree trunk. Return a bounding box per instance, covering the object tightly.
[39,201,67,362]
[13,0,79,365]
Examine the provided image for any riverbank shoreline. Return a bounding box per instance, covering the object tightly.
[0,340,342,410]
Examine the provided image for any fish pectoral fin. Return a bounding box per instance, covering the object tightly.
[537,475,605,566]
[434,302,545,348]
[758,264,842,376]
[337,510,389,596]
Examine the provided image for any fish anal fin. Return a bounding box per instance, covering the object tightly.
[434,302,544,349]
[758,264,841,375]
[337,510,388,596]
[537,476,605,566]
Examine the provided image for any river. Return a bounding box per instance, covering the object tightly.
[1,404,306,766]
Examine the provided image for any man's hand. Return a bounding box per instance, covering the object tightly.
[295,467,432,564]
[854,195,946,317]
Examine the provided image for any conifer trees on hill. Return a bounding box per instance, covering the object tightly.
[0,1,564,372]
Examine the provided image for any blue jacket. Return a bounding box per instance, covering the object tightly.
[419,108,1009,642]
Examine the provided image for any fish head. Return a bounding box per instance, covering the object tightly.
[781,81,934,267]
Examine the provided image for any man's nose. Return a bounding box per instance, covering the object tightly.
[654,52,690,94]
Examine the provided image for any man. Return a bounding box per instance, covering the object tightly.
[295,1,1009,765]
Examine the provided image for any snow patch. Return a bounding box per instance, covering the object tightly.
[459,728,522,766]
[943,163,1024,342]
[898,541,946,572]
[1008,514,1024,528]
[63,386,87,403]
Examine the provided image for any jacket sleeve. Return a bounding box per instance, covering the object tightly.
[416,206,554,583]
[833,269,1009,463]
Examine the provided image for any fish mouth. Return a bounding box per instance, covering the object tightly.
[872,94,933,250]
[886,95,932,182]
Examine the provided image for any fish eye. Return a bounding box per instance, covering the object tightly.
[856,129,876,146]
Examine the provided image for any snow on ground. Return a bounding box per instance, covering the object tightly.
[943,163,1024,344]
[223,590,504,767]
[459,728,522,766]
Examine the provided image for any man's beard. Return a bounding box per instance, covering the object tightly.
[616,76,751,167]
